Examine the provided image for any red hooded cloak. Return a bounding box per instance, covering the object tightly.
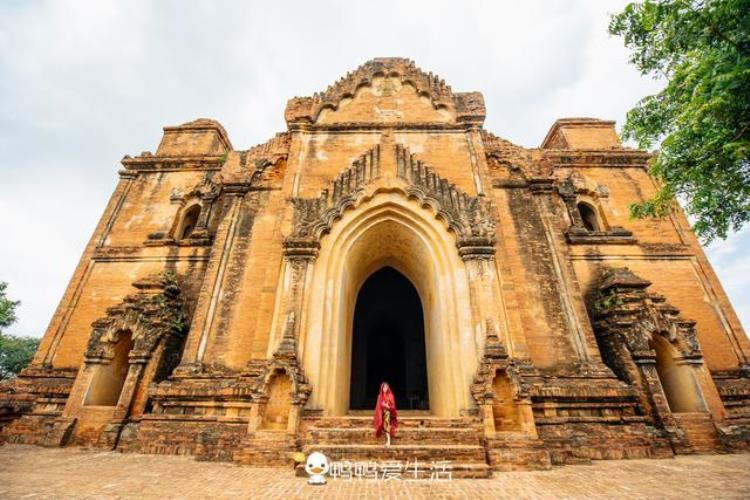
[373,382,398,437]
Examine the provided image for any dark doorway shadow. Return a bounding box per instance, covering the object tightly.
[349,266,429,411]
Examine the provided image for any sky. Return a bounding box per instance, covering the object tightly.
[1,0,748,338]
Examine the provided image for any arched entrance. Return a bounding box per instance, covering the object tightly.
[349,266,429,410]
[300,192,480,417]
[84,330,133,406]
[652,336,707,413]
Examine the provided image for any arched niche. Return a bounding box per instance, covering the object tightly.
[577,201,601,232]
[315,75,455,125]
[84,331,133,406]
[491,371,522,432]
[261,370,293,430]
[175,203,201,240]
[652,335,706,413]
[300,191,477,417]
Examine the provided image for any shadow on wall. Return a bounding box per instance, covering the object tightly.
[84,331,133,406]
[652,335,706,413]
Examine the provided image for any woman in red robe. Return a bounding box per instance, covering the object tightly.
[373,382,398,447]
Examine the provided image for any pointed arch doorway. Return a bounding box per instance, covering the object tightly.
[301,193,481,417]
[349,266,429,411]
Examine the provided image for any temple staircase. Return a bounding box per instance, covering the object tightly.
[672,412,724,454]
[299,411,491,478]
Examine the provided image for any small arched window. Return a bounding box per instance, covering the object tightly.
[177,204,201,240]
[577,202,601,232]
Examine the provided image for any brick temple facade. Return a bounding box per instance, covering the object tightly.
[2,58,749,475]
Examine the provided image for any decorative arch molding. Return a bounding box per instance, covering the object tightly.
[277,142,510,417]
[147,176,221,246]
[284,58,485,127]
[285,145,382,256]
[469,321,541,437]
[242,320,312,437]
[591,267,717,428]
[169,175,221,207]
[252,314,311,407]
[299,193,483,417]
[46,273,191,449]
[471,322,530,405]
[85,273,188,365]
[396,144,495,259]
[557,175,635,244]
[592,267,703,363]
[285,143,496,261]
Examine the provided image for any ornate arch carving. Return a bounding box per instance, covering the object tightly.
[85,273,188,365]
[470,320,533,406]
[285,145,381,249]
[252,314,311,406]
[592,267,703,363]
[557,175,635,244]
[169,174,221,207]
[396,144,495,258]
[284,58,485,126]
[590,266,708,425]
[285,143,496,260]
[147,175,220,246]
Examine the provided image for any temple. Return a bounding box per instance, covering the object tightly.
[2,58,749,475]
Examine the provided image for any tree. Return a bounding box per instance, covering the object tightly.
[0,281,19,330]
[0,335,40,381]
[610,0,750,241]
[0,281,39,380]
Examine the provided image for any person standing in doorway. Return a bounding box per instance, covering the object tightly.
[373,382,398,447]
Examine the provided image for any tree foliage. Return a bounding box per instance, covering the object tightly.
[610,0,750,241]
[0,281,19,330]
[0,281,38,380]
[0,334,40,381]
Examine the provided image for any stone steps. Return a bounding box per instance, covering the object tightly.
[300,415,490,478]
[306,426,481,445]
[673,412,723,453]
[304,415,479,429]
[301,444,490,478]
[304,443,487,461]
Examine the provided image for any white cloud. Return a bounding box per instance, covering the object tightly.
[1,0,747,337]
[707,227,750,330]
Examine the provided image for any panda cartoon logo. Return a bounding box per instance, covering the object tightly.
[305,451,330,485]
